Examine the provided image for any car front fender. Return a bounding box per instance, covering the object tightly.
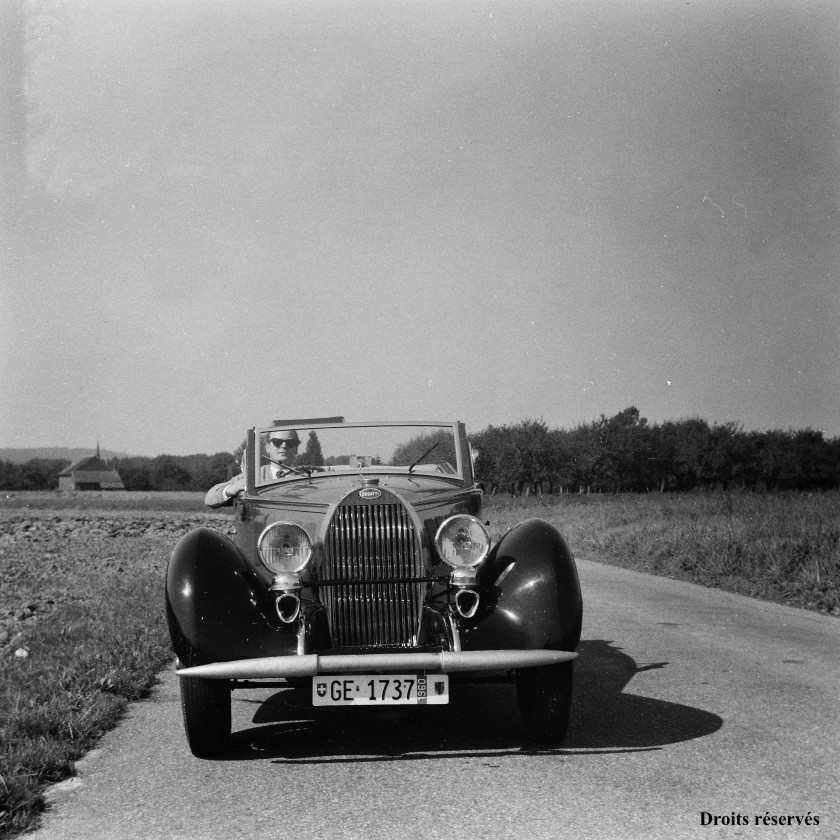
[165,527,296,665]
[461,518,582,652]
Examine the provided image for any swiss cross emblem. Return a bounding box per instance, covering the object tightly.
[316,683,327,698]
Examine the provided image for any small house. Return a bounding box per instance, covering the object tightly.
[58,446,125,491]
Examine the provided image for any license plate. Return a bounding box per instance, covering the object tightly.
[312,674,449,706]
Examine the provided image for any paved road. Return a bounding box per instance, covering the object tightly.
[32,560,839,840]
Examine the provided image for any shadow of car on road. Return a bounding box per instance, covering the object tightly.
[219,640,722,763]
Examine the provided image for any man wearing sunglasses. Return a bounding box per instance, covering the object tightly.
[260,429,300,482]
[205,429,301,507]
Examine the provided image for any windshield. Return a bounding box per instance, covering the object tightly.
[253,423,461,487]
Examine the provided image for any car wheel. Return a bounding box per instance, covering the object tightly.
[516,660,574,744]
[180,675,232,757]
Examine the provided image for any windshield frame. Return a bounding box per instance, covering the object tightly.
[246,420,469,490]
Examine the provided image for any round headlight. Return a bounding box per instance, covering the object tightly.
[435,515,490,569]
[257,522,312,574]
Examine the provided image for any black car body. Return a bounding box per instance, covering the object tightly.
[166,418,582,756]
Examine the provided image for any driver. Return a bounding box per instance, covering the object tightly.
[205,429,301,508]
[261,429,300,481]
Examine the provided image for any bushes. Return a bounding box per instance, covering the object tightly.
[0,460,70,492]
[471,410,840,495]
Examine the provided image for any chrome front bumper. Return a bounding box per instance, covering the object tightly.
[176,649,577,680]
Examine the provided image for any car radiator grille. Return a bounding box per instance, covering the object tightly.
[321,498,424,648]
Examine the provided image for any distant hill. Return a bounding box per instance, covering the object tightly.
[0,447,130,464]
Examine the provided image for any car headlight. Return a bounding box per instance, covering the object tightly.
[435,515,490,568]
[258,522,312,574]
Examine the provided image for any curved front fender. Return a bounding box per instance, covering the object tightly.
[165,527,295,664]
[461,518,582,653]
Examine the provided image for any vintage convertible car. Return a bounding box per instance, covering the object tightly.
[166,418,582,756]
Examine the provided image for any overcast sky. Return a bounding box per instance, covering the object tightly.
[1,0,838,455]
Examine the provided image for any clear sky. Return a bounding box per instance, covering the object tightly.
[1,0,838,456]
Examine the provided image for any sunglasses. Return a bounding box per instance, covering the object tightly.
[270,439,298,447]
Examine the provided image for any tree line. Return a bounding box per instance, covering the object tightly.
[0,452,237,493]
[471,408,840,494]
[2,407,839,493]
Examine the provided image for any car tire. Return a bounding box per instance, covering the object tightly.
[516,660,574,744]
[180,675,232,757]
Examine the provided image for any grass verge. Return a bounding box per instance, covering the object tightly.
[0,504,230,838]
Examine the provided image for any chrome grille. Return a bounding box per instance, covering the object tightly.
[321,498,424,648]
